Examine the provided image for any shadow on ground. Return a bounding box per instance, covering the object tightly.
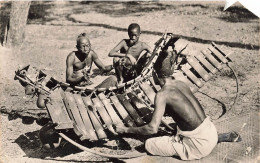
[79,1,173,17]
[2,1,258,50]
[51,20,260,50]
[14,129,138,160]
[14,130,83,159]
[13,126,177,160]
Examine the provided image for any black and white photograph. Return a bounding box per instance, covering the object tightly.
[0,1,259,162]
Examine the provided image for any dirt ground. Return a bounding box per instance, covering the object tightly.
[0,1,259,163]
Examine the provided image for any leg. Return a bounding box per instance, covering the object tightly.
[113,57,124,84]
[218,131,242,143]
[95,75,118,89]
[136,52,150,75]
[145,136,178,157]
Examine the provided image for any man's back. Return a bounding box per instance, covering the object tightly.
[159,80,206,131]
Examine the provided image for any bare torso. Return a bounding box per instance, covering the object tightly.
[71,51,93,77]
[120,39,146,60]
[160,81,206,131]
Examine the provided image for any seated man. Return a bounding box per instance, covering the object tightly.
[116,44,240,160]
[108,23,152,83]
[116,75,218,160]
[66,33,113,86]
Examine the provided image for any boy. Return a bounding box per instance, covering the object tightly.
[109,23,152,83]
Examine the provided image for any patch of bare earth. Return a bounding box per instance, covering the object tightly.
[0,1,259,162]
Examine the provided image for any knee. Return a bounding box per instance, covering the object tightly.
[145,138,156,155]
[113,57,120,64]
[110,75,118,82]
[145,139,152,154]
[37,94,46,108]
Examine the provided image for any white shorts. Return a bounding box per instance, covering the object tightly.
[145,117,218,160]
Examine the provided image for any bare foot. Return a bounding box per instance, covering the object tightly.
[218,131,242,143]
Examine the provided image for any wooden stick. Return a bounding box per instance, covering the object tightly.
[15,75,50,95]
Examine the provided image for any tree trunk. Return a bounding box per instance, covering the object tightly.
[0,2,10,46]
[5,1,31,48]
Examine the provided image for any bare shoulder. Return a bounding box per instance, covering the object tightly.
[140,42,152,52]
[66,51,76,61]
[156,87,169,97]
[140,42,149,48]
[114,39,126,48]
[121,39,127,43]
[89,49,96,55]
[121,39,128,46]
[117,39,126,45]
[89,50,98,60]
[171,80,190,89]
[160,81,182,94]
[67,51,75,57]
[141,41,148,46]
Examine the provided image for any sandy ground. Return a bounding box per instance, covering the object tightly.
[0,1,259,163]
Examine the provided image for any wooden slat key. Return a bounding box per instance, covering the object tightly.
[82,96,107,139]
[117,94,145,126]
[181,65,204,88]
[45,88,73,130]
[201,49,222,70]
[73,94,98,141]
[63,91,89,139]
[127,92,153,123]
[139,82,156,104]
[208,46,228,64]
[110,95,136,127]
[187,56,212,81]
[195,53,218,74]
[92,97,117,135]
[98,93,124,126]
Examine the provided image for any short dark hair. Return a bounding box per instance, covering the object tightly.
[76,33,90,45]
[128,23,140,32]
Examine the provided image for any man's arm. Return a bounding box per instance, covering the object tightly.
[92,51,113,72]
[108,40,127,57]
[116,91,166,135]
[66,53,83,84]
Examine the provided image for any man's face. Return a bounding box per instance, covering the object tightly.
[128,28,140,45]
[77,38,91,55]
[152,71,166,86]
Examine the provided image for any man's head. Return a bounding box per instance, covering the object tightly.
[76,33,91,55]
[152,71,164,86]
[128,23,141,45]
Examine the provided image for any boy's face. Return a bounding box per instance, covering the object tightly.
[128,28,140,45]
